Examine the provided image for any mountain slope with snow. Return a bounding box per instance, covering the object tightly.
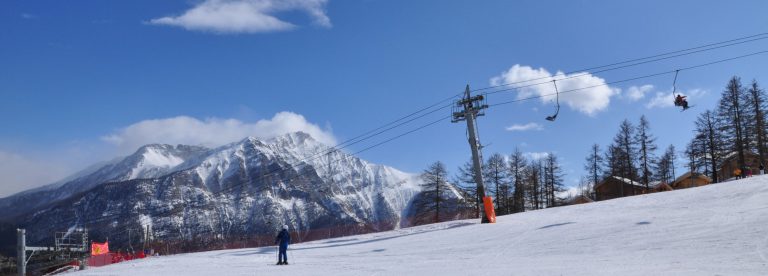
[17,132,436,247]
[75,176,768,276]
[0,144,209,220]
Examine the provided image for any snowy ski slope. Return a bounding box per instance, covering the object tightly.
[74,176,768,275]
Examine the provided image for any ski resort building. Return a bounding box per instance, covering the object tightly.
[671,172,712,189]
[717,151,761,180]
[594,176,673,201]
[594,176,648,201]
[649,181,674,192]
[565,195,594,205]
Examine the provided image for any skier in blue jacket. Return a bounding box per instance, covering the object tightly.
[275,225,291,265]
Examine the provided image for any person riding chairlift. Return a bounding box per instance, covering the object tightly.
[674,94,689,109]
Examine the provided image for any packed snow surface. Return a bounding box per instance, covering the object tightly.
[75,176,768,275]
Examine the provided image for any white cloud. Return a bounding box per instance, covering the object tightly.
[524,152,550,161]
[0,151,71,197]
[646,92,674,109]
[645,88,707,109]
[148,0,331,34]
[0,112,335,197]
[626,85,654,101]
[505,122,543,132]
[490,65,619,116]
[102,111,337,154]
[556,185,580,199]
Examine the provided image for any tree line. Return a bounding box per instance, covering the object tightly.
[578,76,766,198]
[687,77,766,182]
[579,115,674,198]
[414,150,566,225]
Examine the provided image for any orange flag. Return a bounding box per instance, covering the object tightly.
[91,241,109,256]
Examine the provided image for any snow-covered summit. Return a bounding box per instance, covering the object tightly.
[123,144,208,179]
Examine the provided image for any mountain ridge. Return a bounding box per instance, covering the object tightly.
[10,132,461,249]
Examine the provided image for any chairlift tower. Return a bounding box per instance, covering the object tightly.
[452,85,491,223]
[17,228,77,276]
[54,228,88,260]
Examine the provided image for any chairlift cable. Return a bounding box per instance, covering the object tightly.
[490,50,768,108]
[474,32,768,93]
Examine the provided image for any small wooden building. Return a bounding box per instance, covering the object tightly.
[566,195,594,205]
[672,172,712,189]
[594,176,649,201]
[717,151,761,181]
[649,181,674,192]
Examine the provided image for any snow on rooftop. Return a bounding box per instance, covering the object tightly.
[73,172,768,276]
[610,176,646,187]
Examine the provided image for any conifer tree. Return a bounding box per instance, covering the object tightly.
[484,153,511,215]
[694,110,725,182]
[717,76,748,170]
[527,159,543,210]
[455,160,480,218]
[544,153,565,207]
[417,161,451,223]
[584,144,603,193]
[656,145,677,184]
[509,148,527,213]
[635,115,658,189]
[611,119,639,194]
[744,80,768,169]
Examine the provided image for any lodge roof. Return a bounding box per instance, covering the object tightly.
[673,172,712,184]
[567,195,594,204]
[595,176,646,190]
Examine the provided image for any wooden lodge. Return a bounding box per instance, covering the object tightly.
[595,176,649,201]
[566,195,594,205]
[672,172,712,189]
[717,151,761,181]
[594,176,674,201]
[649,181,674,192]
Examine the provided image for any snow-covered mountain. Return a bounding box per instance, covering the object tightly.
[0,144,209,220]
[74,175,768,276]
[15,132,445,247]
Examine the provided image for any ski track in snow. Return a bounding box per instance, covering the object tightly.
[74,176,768,276]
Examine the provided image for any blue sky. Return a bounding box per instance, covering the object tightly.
[1,0,767,197]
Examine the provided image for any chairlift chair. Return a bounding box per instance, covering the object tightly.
[546,80,560,121]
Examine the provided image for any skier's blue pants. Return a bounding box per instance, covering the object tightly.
[278,245,288,263]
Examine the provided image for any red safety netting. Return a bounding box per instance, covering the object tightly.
[87,251,149,267]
